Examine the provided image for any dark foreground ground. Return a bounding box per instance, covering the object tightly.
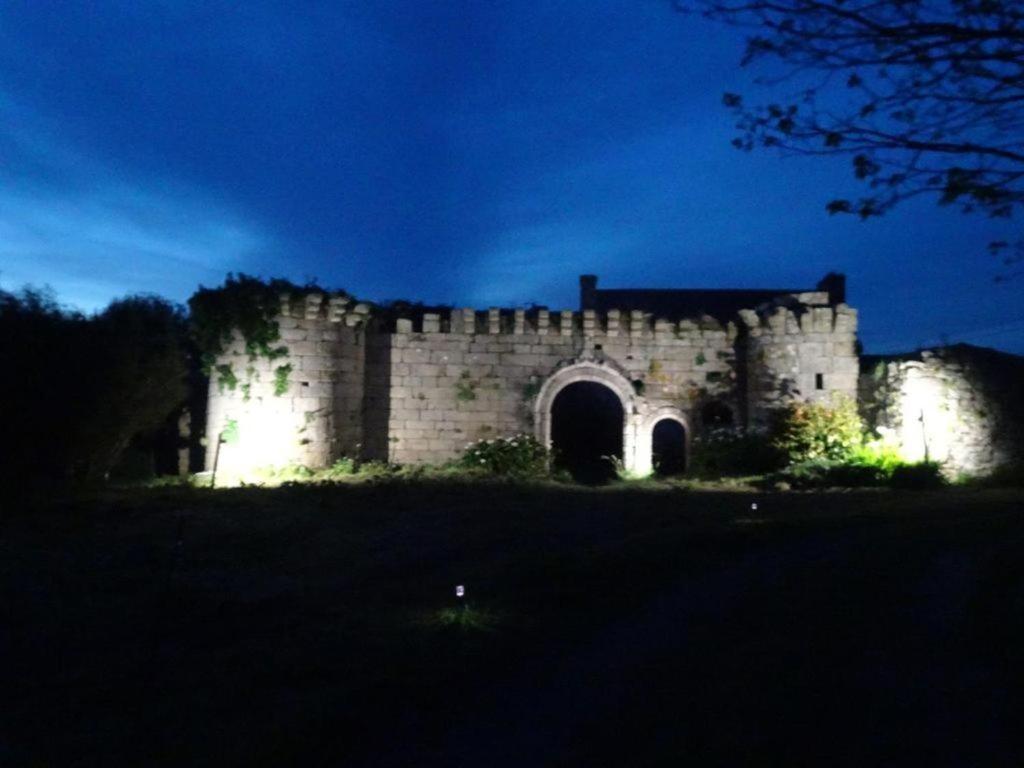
[2,482,1023,767]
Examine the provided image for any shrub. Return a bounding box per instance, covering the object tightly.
[320,457,358,479]
[689,426,783,477]
[772,396,863,464]
[0,288,189,492]
[890,462,946,490]
[460,434,550,477]
[846,442,904,478]
[771,458,889,489]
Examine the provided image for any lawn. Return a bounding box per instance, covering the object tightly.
[3,481,1023,766]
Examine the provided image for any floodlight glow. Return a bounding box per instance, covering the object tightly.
[896,367,956,464]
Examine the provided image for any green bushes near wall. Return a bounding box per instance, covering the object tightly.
[766,399,947,489]
[772,396,863,464]
[686,398,950,490]
[460,434,551,477]
[688,427,784,478]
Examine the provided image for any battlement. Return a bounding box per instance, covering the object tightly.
[390,307,741,341]
[277,291,372,325]
[274,291,856,341]
[209,275,864,480]
[738,303,858,337]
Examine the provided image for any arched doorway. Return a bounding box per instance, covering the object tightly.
[652,419,687,476]
[550,381,625,483]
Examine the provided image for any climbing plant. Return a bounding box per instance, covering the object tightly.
[189,274,324,395]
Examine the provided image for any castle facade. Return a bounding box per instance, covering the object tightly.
[204,273,1022,480]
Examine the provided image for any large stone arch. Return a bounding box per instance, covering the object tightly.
[534,361,645,475]
[638,406,692,477]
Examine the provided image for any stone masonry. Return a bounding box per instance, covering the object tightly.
[206,274,863,479]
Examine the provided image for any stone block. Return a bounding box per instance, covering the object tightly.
[630,310,645,338]
[536,310,550,335]
[606,309,621,337]
[560,310,574,336]
[812,306,833,333]
[304,293,324,320]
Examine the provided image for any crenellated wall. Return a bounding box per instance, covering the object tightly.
[739,301,860,428]
[204,288,865,479]
[366,307,740,466]
[204,292,370,479]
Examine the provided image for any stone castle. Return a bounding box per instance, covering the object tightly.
[204,273,1024,480]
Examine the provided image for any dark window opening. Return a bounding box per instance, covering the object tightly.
[652,419,687,476]
[551,382,624,484]
[815,373,824,390]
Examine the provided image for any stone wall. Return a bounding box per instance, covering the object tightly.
[368,307,740,467]
[859,345,1024,476]
[204,291,865,479]
[204,293,369,479]
[740,301,860,428]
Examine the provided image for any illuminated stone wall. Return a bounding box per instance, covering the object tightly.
[859,345,1024,475]
[204,290,864,478]
[204,293,370,481]
[741,299,860,428]
[360,308,738,467]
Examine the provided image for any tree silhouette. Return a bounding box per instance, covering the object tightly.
[677,0,1024,277]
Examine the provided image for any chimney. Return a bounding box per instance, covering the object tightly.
[579,274,598,311]
[817,272,846,305]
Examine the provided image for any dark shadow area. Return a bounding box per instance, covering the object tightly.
[361,331,392,461]
[551,381,623,484]
[4,484,1023,767]
[652,419,687,476]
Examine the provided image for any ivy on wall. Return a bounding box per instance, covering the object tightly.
[189,274,324,396]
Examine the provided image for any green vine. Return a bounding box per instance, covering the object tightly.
[274,364,293,396]
[521,378,542,402]
[215,364,238,393]
[220,419,240,444]
[189,274,329,396]
[456,370,478,402]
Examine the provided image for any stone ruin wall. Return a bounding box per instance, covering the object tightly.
[741,301,860,428]
[204,293,370,479]
[204,292,861,476]
[859,347,1024,476]
[366,307,740,466]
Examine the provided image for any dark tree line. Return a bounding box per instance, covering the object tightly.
[0,289,188,496]
[678,0,1024,277]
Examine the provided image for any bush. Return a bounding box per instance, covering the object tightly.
[689,426,783,477]
[0,288,188,493]
[772,396,863,464]
[771,458,889,489]
[846,442,904,478]
[890,462,946,490]
[460,434,550,477]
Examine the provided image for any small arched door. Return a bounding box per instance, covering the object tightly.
[651,418,687,476]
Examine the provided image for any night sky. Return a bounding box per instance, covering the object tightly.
[2,1,1021,354]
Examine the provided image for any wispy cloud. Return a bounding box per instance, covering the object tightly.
[0,93,268,311]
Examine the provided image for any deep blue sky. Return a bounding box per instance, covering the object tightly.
[1,1,1021,353]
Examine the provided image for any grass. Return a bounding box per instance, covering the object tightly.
[3,481,1024,765]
